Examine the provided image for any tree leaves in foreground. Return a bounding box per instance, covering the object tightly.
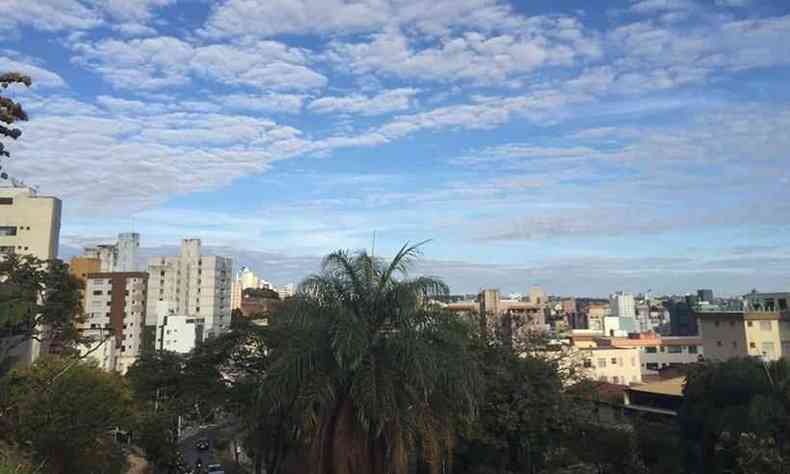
[0,255,84,373]
[260,242,481,474]
[0,72,31,181]
[0,357,133,474]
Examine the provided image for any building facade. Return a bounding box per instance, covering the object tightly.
[0,186,61,260]
[146,239,232,338]
[81,272,148,374]
[697,310,790,361]
[601,333,703,374]
[156,314,205,353]
[610,292,636,319]
[82,232,140,272]
[580,347,643,385]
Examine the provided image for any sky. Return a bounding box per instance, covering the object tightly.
[2,0,790,296]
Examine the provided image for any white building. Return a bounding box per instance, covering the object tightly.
[146,239,232,338]
[156,313,205,354]
[80,272,148,374]
[0,186,61,260]
[0,186,62,368]
[276,283,296,300]
[610,291,636,319]
[581,347,643,385]
[231,266,261,310]
[82,232,140,272]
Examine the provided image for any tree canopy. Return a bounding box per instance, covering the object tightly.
[0,72,31,182]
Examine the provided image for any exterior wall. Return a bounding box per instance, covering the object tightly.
[157,315,204,353]
[82,272,148,374]
[581,347,642,385]
[587,304,609,331]
[78,328,117,371]
[610,292,636,319]
[69,257,100,281]
[698,313,750,361]
[146,239,232,338]
[116,233,139,272]
[743,317,782,360]
[0,187,61,260]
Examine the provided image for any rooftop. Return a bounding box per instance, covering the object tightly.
[627,377,685,397]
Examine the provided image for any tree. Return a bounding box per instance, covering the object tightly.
[0,255,84,373]
[0,357,133,474]
[0,72,31,182]
[260,243,480,474]
[244,287,280,300]
[679,358,790,473]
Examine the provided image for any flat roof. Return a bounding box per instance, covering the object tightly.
[627,377,685,397]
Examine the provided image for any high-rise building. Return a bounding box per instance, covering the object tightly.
[81,232,140,272]
[145,239,232,339]
[610,292,636,319]
[231,266,260,310]
[697,289,714,303]
[666,296,699,336]
[0,186,61,260]
[0,186,62,367]
[80,272,148,373]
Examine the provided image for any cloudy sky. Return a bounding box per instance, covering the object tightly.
[2,0,790,296]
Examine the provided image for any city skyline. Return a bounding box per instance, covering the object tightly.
[3,0,790,295]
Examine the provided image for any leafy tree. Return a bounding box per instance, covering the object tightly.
[0,72,31,182]
[260,243,480,474]
[0,255,84,373]
[679,358,790,473]
[0,357,133,474]
[244,287,280,300]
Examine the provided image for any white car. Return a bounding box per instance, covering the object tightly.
[207,464,224,474]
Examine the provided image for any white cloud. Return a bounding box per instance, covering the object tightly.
[220,93,306,114]
[0,56,67,89]
[307,88,418,116]
[72,37,327,91]
[0,0,102,33]
[99,0,175,22]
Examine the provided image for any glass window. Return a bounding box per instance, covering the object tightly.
[0,246,15,254]
[0,226,17,236]
[667,346,682,353]
[750,342,756,348]
[688,345,698,354]
[748,321,753,327]
[646,362,659,370]
[645,346,657,353]
[0,197,13,205]
[597,358,606,368]
[610,358,617,365]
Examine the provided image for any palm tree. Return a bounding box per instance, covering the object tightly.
[260,242,479,474]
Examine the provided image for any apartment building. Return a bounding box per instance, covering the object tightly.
[447,289,547,343]
[81,272,148,373]
[0,186,61,367]
[580,347,643,385]
[597,333,703,375]
[0,186,61,260]
[156,314,205,354]
[146,239,232,338]
[697,309,790,361]
[81,232,140,272]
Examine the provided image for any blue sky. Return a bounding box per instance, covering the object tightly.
[2,0,790,296]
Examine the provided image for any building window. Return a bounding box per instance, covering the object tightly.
[583,358,592,368]
[667,346,682,354]
[196,307,200,312]
[748,321,753,327]
[688,345,698,354]
[631,357,636,366]
[0,226,17,236]
[730,321,735,327]
[646,362,659,370]
[760,321,772,331]
[750,342,756,348]
[715,321,720,327]
[717,340,723,347]
[0,246,15,255]
[645,346,657,353]
[597,358,606,368]
[0,197,13,205]
[610,358,618,365]
[732,341,737,348]
[612,376,620,384]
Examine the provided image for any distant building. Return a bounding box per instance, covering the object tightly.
[0,186,61,260]
[580,347,643,385]
[598,333,703,375]
[528,287,546,304]
[156,313,205,354]
[666,296,699,336]
[446,289,547,343]
[0,186,62,368]
[146,239,232,339]
[697,289,714,303]
[275,283,296,299]
[697,307,790,361]
[82,232,140,272]
[610,291,636,319]
[80,272,148,374]
[585,303,610,332]
[743,291,790,312]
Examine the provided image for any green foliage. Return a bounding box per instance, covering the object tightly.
[256,243,481,474]
[0,357,133,474]
[243,287,280,300]
[0,72,30,179]
[679,357,790,473]
[0,255,84,372]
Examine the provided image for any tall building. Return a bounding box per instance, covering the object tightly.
[697,289,714,303]
[0,186,62,367]
[666,296,699,336]
[82,232,140,272]
[146,239,232,339]
[447,289,546,344]
[610,292,636,319]
[0,186,61,260]
[80,272,148,373]
[231,266,260,310]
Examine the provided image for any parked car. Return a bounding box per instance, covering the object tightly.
[207,464,225,474]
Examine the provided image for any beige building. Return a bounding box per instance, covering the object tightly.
[146,239,232,338]
[586,303,609,332]
[0,186,61,260]
[447,289,547,344]
[698,310,790,361]
[81,272,148,374]
[580,347,643,385]
[597,333,703,375]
